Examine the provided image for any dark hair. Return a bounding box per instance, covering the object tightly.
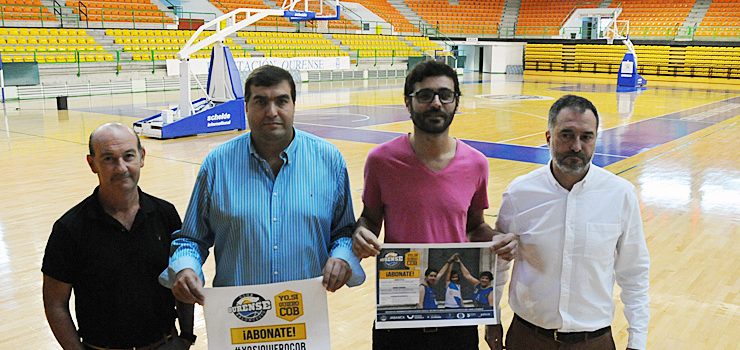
[450,270,459,277]
[404,60,460,100]
[548,94,599,131]
[244,65,296,103]
[424,268,438,277]
[480,271,493,280]
[88,123,142,156]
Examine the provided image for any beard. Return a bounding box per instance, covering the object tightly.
[410,107,455,134]
[551,148,592,176]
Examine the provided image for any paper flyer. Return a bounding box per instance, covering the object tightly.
[202,277,329,350]
[376,242,497,329]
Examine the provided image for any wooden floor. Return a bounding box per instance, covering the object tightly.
[0,74,738,349]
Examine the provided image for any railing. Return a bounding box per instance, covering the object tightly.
[52,0,63,26]
[78,1,88,27]
[690,26,740,41]
[559,1,599,28]
[338,2,362,21]
[405,22,740,42]
[524,61,740,79]
[0,46,441,77]
[70,5,217,30]
[2,47,736,87]
[161,0,182,17]
[0,4,54,26]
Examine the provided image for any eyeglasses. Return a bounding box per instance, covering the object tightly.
[408,88,458,104]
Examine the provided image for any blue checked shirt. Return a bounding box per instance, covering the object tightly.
[160,130,365,288]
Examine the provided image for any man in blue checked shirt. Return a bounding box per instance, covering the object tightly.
[160,65,365,305]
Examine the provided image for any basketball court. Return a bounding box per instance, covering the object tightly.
[0,70,738,349]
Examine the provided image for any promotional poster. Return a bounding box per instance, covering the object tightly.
[202,277,330,350]
[376,243,497,329]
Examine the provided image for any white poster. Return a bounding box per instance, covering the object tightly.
[376,243,497,329]
[166,56,351,76]
[202,277,330,350]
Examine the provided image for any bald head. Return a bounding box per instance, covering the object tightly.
[88,123,142,156]
[86,122,146,193]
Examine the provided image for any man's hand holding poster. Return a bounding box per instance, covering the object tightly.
[202,277,329,350]
[376,243,498,329]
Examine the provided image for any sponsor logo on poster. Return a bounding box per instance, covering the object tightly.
[275,290,304,322]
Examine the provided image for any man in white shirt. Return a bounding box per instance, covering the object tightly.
[495,95,650,350]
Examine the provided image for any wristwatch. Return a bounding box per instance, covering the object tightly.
[180,332,197,344]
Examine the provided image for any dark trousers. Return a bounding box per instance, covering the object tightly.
[373,324,479,350]
[505,315,616,350]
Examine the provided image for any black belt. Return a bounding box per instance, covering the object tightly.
[83,328,176,350]
[514,314,611,344]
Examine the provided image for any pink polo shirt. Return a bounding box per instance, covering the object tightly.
[362,134,489,243]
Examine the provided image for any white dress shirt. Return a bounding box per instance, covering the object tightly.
[495,162,650,349]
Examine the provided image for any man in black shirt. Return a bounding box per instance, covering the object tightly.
[42,123,195,349]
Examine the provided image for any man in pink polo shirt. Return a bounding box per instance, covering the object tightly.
[353,60,517,350]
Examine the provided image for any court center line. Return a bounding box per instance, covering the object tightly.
[497,131,544,143]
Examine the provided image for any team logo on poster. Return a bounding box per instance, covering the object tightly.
[379,251,404,269]
[228,293,273,323]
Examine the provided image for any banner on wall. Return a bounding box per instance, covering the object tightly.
[202,277,330,350]
[166,56,350,76]
[375,242,497,329]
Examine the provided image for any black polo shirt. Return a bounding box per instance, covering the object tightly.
[42,187,181,348]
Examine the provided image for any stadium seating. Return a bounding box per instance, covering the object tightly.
[405,36,451,56]
[238,31,345,58]
[345,0,418,33]
[0,0,55,21]
[405,0,504,35]
[608,0,693,38]
[525,43,740,78]
[208,0,294,27]
[66,0,174,24]
[209,0,359,30]
[684,46,740,77]
[516,0,599,36]
[333,33,421,57]
[574,44,669,75]
[301,1,360,30]
[0,27,109,63]
[694,0,740,38]
[522,43,564,71]
[106,28,247,61]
